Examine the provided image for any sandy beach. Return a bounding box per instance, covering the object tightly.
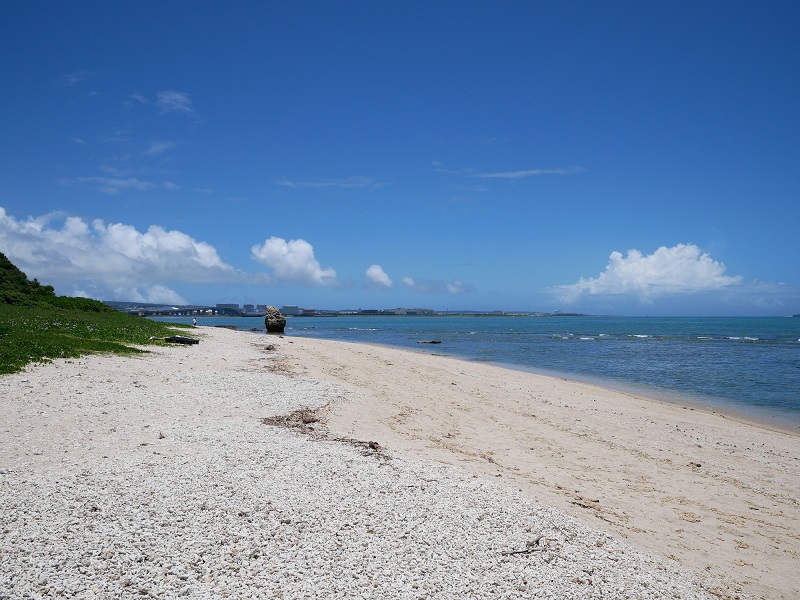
[280,335,800,599]
[2,327,798,598]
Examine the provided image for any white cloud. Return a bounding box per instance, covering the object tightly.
[445,280,470,294]
[553,244,743,302]
[71,284,187,304]
[365,264,393,288]
[61,176,179,195]
[156,91,196,117]
[433,162,585,179]
[251,237,337,286]
[474,166,586,179]
[276,176,386,190]
[55,70,93,89]
[64,176,154,195]
[0,207,239,301]
[402,276,473,294]
[128,284,188,305]
[129,93,149,104]
[145,140,178,156]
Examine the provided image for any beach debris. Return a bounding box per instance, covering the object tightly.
[164,335,199,345]
[417,339,441,344]
[500,534,550,556]
[329,437,387,459]
[264,306,286,333]
[480,453,498,464]
[262,406,390,460]
[571,496,601,510]
[262,408,320,430]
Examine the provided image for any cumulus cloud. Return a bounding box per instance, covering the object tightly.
[553,244,743,302]
[402,276,474,294]
[0,207,239,302]
[365,264,393,288]
[251,237,337,286]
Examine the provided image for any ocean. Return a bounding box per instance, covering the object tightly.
[152,315,800,428]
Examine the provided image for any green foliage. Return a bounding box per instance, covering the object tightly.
[0,252,56,306]
[0,253,191,374]
[44,295,112,312]
[0,303,190,375]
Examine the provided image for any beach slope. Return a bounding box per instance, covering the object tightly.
[1,327,797,598]
[280,334,800,600]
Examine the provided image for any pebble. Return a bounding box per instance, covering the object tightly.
[0,331,728,599]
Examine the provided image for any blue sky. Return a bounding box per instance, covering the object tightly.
[1,1,798,316]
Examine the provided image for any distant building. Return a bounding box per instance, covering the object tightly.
[281,305,300,315]
[241,304,266,315]
[214,303,242,316]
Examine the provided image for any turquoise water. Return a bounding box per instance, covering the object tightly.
[153,315,800,427]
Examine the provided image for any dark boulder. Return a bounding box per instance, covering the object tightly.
[264,306,286,333]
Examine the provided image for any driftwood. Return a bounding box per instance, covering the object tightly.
[500,535,548,556]
[501,547,547,556]
[164,336,199,345]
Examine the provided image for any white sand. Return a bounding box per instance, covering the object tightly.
[1,326,797,598]
[280,334,800,600]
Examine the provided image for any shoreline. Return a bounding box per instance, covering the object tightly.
[279,326,800,435]
[209,315,800,433]
[2,327,798,598]
[489,359,800,436]
[276,328,800,438]
[415,351,800,436]
[276,332,800,599]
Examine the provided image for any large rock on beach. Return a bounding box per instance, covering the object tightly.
[264,306,286,333]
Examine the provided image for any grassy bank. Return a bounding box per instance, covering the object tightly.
[0,302,188,375]
[0,253,186,374]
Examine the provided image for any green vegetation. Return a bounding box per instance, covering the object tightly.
[0,252,188,374]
